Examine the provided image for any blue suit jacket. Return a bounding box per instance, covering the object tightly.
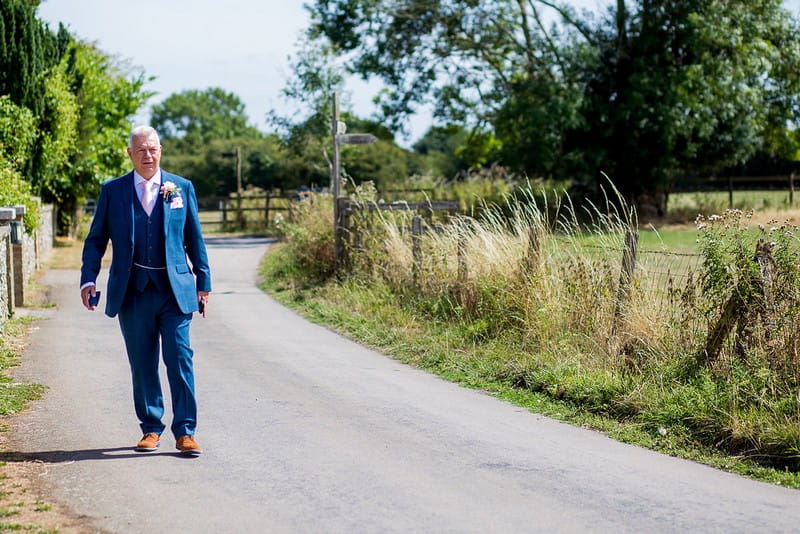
[80,171,211,317]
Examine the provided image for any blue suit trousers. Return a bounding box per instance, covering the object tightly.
[118,283,197,438]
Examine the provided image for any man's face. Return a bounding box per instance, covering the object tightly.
[127,133,162,179]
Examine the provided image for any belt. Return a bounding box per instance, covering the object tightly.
[133,263,167,270]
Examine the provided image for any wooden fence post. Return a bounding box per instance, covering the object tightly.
[335,197,351,273]
[412,215,422,284]
[790,173,795,208]
[754,239,776,339]
[457,231,467,284]
[728,176,734,209]
[703,240,777,365]
[264,195,271,228]
[525,225,541,274]
[613,229,639,332]
[221,199,228,228]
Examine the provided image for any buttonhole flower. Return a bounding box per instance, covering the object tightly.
[161,181,181,202]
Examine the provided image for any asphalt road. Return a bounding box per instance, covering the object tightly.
[10,236,800,533]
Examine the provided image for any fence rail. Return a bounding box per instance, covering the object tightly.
[672,174,797,207]
[198,194,294,231]
[335,197,459,271]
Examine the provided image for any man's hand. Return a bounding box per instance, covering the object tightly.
[198,291,210,318]
[81,285,97,311]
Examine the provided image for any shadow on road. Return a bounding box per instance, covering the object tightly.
[0,448,198,462]
[203,236,277,248]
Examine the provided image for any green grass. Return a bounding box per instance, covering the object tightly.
[32,502,50,513]
[639,225,700,253]
[668,190,798,217]
[0,318,46,416]
[259,243,800,488]
[0,522,57,533]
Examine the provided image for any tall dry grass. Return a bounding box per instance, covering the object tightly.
[274,184,800,469]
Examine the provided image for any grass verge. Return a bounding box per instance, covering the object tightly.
[260,242,800,489]
[0,318,46,416]
[0,290,91,532]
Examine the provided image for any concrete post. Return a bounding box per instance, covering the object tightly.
[0,208,16,313]
[11,205,27,306]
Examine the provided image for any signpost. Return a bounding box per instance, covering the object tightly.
[337,133,378,145]
[331,92,378,271]
[222,146,243,228]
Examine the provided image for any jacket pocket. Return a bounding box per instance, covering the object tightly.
[175,264,190,274]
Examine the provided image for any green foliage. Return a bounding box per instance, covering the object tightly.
[0,0,68,117]
[37,41,151,232]
[576,0,800,214]
[34,65,79,202]
[1,1,149,234]
[0,95,37,170]
[341,140,410,191]
[161,134,286,197]
[151,88,262,150]
[271,192,335,284]
[306,0,800,215]
[0,165,39,232]
[411,125,469,179]
[65,42,149,186]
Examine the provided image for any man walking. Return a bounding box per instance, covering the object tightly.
[80,125,211,456]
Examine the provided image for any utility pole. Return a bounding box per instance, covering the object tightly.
[222,146,244,229]
[236,146,243,229]
[331,95,341,211]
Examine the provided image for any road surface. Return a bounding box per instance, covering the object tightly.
[10,236,800,532]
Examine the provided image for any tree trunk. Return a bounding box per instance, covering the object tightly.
[634,189,667,219]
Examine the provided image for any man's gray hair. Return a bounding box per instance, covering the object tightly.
[129,125,161,148]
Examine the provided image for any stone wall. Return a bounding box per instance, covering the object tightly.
[0,203,54,324]
[37,204,54,267]
[0,226,10,321]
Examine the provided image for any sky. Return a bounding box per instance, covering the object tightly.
[37,0,800,146]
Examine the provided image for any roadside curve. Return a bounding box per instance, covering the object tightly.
[9,236,800,533]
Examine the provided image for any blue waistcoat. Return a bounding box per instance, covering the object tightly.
[132,191,169,292]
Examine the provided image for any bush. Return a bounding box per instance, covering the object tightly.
[273,191,334,284]
[0,165,39,232]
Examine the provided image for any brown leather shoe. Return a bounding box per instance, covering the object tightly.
[176,435,202,456]
[135,432,160,452]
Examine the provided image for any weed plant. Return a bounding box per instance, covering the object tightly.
[268,185,800,472]
[271,190,335,286]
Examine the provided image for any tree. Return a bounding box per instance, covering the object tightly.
[411,124,470,179]
[306,0,800,214]
[150,88,262,150]
[161,135,286,198]
[0,2,148,234]
[40,41,150,231]
[0,96,39,230]
[0,0,69,117]
[307,0,585,131]
[569,0,800,215]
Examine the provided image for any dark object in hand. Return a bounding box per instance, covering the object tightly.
[198,299,205,314]
[88,291,101,307]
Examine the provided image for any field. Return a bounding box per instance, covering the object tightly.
[667,190,800,223]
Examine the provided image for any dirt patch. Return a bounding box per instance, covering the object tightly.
[0,424,105,533]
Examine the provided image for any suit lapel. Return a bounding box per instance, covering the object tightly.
[122,172,135,245]
[162,172,171,237]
